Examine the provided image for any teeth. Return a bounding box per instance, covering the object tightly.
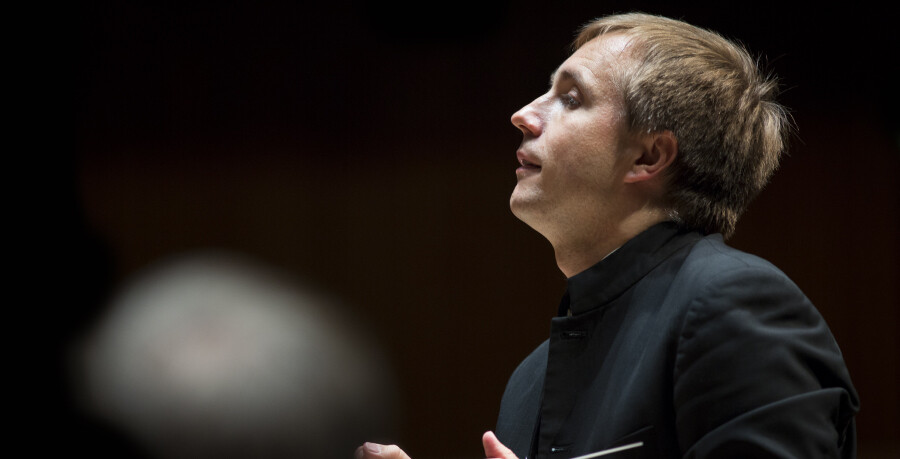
[518,157,541,168]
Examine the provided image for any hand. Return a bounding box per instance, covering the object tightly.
[483,431,518,459]
[354,431,517,459]
[354,443,411,459]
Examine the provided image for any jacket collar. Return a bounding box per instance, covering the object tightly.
[560,221,701,316]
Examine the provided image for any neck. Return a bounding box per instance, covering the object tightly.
[552,208,668,278]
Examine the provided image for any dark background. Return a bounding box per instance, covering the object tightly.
[54,1,897,457]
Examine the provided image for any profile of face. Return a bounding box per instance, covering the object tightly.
[510,33,645,240]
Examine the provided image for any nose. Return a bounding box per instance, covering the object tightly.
[511,99,543,137]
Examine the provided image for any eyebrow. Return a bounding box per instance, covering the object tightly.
[548,68,585,90]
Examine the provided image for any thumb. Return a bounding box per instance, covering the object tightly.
[482,431,518,459]
[354,443,412,459]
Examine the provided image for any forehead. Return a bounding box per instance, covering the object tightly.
[551,33,635,90]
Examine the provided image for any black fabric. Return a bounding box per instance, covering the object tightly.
[495,222,858,459]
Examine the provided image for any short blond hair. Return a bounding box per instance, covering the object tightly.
[575,13,789,238]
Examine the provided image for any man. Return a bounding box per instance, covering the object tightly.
[358,12,858,459]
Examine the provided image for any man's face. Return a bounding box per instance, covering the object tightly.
[510,34,645,240]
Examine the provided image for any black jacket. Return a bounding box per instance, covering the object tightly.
[496,222,858,458]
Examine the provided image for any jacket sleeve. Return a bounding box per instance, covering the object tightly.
[672,266,858,458]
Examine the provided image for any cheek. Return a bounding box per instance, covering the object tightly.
[543,115,624,185]
[564,138,617,179]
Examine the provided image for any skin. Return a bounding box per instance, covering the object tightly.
[354,432,515,459]
[356,32,678,459]
[510,32,677,277]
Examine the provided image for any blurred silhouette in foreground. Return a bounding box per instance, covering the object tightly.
[71,251,396,459]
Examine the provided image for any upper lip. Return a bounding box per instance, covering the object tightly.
[517,151,541,168]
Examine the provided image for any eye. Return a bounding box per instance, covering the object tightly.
[560,92,581,109]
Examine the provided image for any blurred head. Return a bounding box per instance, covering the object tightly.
[572,13,789,237]
[73,251,396,459]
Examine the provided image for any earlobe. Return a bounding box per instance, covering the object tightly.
[624,130,677,183]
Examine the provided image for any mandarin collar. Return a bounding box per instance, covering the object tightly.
[561,222,701,316]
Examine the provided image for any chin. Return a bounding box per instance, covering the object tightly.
[510,195,544,227]
[509,193,531,219]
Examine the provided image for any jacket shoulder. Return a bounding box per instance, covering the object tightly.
[680,234,793,283]
[670,235,859,457]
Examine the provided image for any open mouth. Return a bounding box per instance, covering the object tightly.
[519,158,541,170]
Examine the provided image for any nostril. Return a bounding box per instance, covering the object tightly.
[512,109,542,137]
[511,109,528,127]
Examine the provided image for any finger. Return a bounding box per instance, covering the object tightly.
[355,442,413,459]
[482,431,518,459]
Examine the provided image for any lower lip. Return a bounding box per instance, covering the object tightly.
[516,165,541,176]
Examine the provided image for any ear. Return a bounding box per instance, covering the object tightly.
[624,130,677,183]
